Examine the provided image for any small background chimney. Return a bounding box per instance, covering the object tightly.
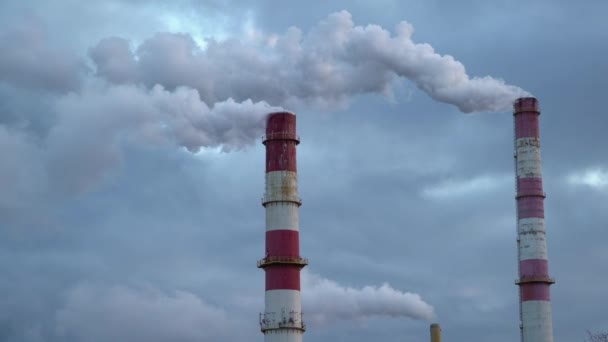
[430,323,441,342]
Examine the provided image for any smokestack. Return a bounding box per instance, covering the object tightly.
[258,112,307,341]
[430,323,442,342]
[513,97,555,342]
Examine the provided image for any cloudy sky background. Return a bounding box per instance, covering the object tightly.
[1,0,607,341]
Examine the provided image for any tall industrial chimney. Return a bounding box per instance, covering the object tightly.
[513,97,555,342]
[258,112,307,342]
[430,323,442,342]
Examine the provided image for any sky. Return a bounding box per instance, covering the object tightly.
[0,0,607,341]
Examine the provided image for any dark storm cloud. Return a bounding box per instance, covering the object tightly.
[1,1,607,342]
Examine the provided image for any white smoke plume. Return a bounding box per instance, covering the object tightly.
[0,11,529,194]
[91,10,528,114]
[302,271,435,324]
[43,83,280,192]
[50,83,278,153]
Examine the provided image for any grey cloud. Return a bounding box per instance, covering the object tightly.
[0,83,59,137]
[1,1,607,342]
[566,168,608,190]
[89,38,139,84]
[0,17,86,92]
[56,284,232,342]
[420,174,512,200]
[0,127,46,209]
[91,10,527,113]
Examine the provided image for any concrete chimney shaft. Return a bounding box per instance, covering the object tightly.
[513,97,555,342]
[258,112,307,342]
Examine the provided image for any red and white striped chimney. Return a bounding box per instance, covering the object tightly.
[258,112,307,342]
[513,97,555,342]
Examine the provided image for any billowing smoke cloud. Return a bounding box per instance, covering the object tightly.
[50,83,277,153]
[56,284,231,342]
[44,83,279,192]
[0,10,528,195]
[91,10,528,113]
[0,82,279,196]
[302,271,435,324]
